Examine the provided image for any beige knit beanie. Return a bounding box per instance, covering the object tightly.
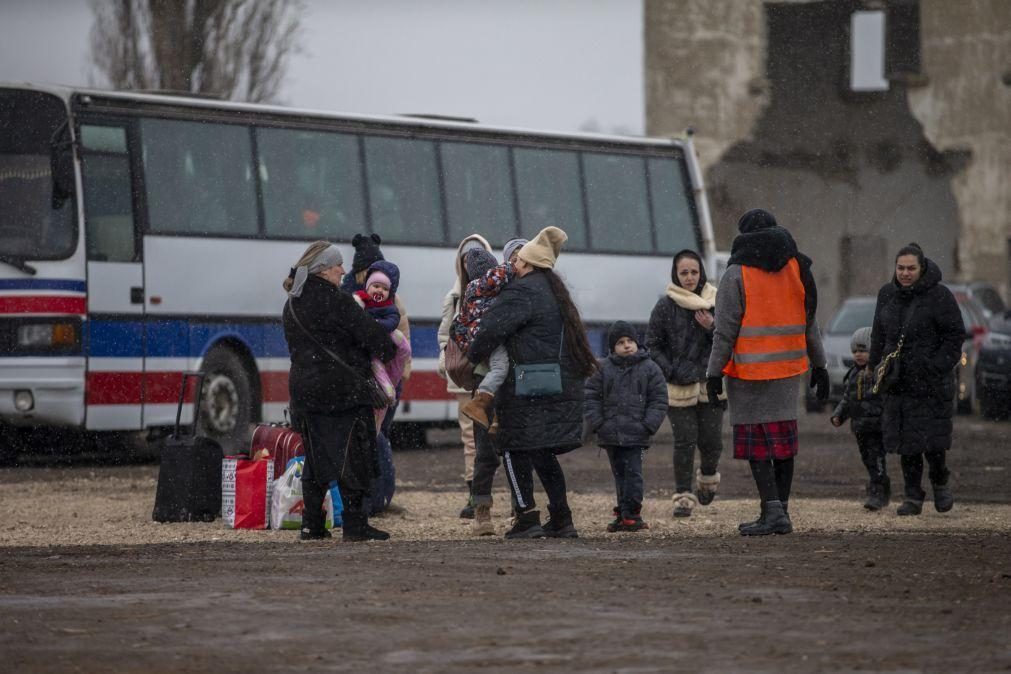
[517,226,567,269]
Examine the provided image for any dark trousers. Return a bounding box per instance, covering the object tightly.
[471,423,501,505]
[855,431,888,485]
[900,450,949,501]
[302,478,364,532]
[668,403,724,493]
[605,446,645,518]
[503,448,569,515]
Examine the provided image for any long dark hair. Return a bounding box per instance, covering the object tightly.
[543,269,598,377]
[895,242,925,266]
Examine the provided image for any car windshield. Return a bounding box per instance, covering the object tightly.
[827,299,876,335]
[0,89,75,261]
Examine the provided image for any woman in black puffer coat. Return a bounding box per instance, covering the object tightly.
[283,241,397,542]
[646,249,725,518]
[468,227,597,540]
[869,243,964,516]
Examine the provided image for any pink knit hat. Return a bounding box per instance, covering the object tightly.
[365,270,392,290]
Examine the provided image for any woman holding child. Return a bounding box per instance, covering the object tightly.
[646,249,726,518]
[282,241,397,542]
[467,227,597,539]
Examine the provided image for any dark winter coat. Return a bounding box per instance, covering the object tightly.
[284,275,397,415]
[869,258,964,455]
[832,365,882,435]
[646,296,713,385]
[584,350,668,448]
[468,269,584,454]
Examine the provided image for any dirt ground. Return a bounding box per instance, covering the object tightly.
[1,413,1009,672]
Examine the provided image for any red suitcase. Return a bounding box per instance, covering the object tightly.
[250,423,304,478]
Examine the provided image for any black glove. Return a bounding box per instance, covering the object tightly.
[811,367,830,402]
[706,376,723,402]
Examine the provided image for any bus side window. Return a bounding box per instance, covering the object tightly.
[140,118,257,236]
[583,153,652,254]
[364,136,443,245]
[441,142,516,243]
[649,157,698,255]
[81,125,137,262]
[257,127,366,239]
[513,148,588,250]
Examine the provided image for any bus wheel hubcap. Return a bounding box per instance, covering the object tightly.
[205,374,239,434]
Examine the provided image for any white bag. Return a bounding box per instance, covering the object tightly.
[269,457,341,530]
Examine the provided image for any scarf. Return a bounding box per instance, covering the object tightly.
[288,245,343,297]
[665,281,717,310]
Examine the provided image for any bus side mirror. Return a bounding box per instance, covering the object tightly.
[50,122,75,209]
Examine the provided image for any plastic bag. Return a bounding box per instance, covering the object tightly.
[270,457,304,530]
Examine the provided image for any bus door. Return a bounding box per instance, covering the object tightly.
[79,122,146,431]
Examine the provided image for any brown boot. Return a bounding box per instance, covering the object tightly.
[472,503,494,536]
[461,391,494,429]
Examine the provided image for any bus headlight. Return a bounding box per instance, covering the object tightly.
[17,322,78,347]
[14,390,34,412]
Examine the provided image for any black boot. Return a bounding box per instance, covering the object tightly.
[933,484,954,513]
[459,481,475,519]
[740,500,792,536]
[300,480,330,540]
[896,499,923,516]
[606,507,622,533]
[738,501,767,531]
[543,507,578,538]
[504,510,546,539]
[342,512,391,542]
[881,476,891,507]
[865,482,887,511]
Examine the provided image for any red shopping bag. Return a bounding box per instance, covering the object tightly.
[221,457,275,529]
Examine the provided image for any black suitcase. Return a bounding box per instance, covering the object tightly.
[152,372,224,522]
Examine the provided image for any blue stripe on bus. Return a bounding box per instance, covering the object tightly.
[84,317,444,360]
[0,279,87,293]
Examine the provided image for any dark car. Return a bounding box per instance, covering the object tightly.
[975,311,1011,419]
[947,282,1006,320]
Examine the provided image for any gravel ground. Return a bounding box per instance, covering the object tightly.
[0,413,1009,672]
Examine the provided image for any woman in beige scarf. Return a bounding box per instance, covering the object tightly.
[646,249,725,518]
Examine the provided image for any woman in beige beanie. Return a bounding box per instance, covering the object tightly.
[468,226,597,539]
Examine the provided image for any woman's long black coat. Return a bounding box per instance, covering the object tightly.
[283,275,396,487]
[468,270,584,454]
[869,259,964,455]
[646,297,713,385]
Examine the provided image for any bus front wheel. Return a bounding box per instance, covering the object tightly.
[199,347,255,455]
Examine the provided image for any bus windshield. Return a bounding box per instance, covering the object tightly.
[0,89,75,262]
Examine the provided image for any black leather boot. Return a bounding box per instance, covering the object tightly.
[738,501,767,531]
[865,482,887,511]
[543,506,578,538]
[896,499,923,516]
[740,500,792,536]
[342,512,391,542]
[300,480,330,541]
[933,484,954,513]
[504,510,545,539]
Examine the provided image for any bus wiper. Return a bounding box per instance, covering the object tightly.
[0,256,38,276]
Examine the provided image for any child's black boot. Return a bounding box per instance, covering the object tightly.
[543,506,578,538]
[606,507,622,533]
[504,510,546,539]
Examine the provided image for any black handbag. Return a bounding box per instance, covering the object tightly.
[514,326,564,398]
[285,300,391,409]
[873,297,919,395]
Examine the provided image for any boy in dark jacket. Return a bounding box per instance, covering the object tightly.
[831,327,890,510]
[584,321,668,531]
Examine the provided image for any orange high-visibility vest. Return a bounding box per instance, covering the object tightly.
[723,257,809,380]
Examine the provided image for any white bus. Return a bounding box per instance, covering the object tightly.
[0,83,718,459]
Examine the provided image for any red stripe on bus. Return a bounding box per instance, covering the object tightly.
[402,371,454,401]
[144,372,198,404]
[86,372,197,405]
[260,370,289,403]
[0,295,86,315]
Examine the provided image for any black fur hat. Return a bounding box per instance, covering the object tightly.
[351,233,384,275]
[607,320,638,353]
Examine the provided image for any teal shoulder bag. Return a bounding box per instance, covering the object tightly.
[514,326,564,397]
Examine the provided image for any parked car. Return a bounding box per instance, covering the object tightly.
[809,291,984,414]
[946,282,1006,319]
[975,311,1011,419]
[808,296,876,412]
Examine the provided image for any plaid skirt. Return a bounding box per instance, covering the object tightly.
[733,420,799,461]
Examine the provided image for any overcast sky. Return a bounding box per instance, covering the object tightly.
[0,0,644,134]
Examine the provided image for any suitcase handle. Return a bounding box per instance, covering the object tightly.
[173,371,205,440]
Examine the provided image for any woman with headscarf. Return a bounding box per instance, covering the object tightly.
[282,241,397,542]
[869,243,963,516]
[646,249,725,518]
[468,227,598,539]
[706,209,829,536]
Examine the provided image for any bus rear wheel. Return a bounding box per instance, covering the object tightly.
[199,347,255,455]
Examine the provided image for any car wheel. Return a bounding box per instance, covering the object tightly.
[199,347,256,454]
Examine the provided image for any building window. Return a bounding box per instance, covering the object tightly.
[850,10,888,92]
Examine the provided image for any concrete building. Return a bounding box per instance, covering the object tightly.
[646,0,1011,321]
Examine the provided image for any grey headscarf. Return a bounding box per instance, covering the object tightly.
[502,238,528,264]
[288,245,343,297]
